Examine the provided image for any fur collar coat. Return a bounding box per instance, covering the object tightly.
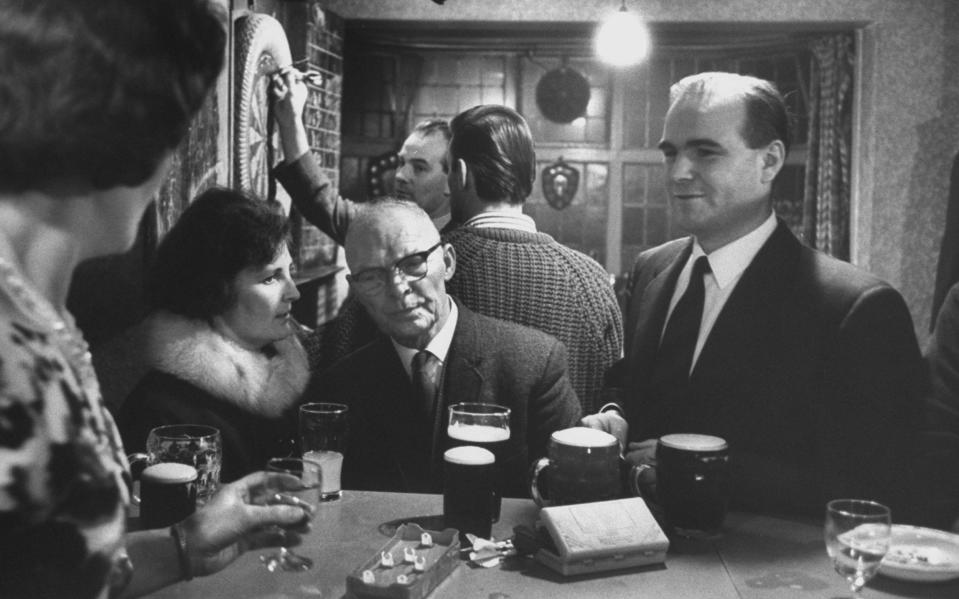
[139,310,309,418]
[116,310,312,481]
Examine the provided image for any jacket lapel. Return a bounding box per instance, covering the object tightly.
[626,241,692,388]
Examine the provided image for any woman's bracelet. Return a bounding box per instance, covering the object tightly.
[170,522,194,581]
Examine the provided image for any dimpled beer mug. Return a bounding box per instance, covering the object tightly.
[530,427,643,506]
[128,424,222,504]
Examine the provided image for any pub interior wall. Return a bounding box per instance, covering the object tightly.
[324,0,959,344]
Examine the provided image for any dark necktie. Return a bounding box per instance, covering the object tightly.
[655,255,711,381]
[412,350,442,419]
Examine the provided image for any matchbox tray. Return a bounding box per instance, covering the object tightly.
[346,523,461,599]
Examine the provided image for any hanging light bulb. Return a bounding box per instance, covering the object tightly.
[595,0,650,67]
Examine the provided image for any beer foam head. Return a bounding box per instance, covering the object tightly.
[660,433,727,452]
[444,445,495,466]
[142,462,198,484]
[552,427,617,447]
[447,422,510,443]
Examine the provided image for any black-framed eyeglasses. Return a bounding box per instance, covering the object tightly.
[347,242,443,295]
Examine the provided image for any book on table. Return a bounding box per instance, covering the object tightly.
[535,497,669,576]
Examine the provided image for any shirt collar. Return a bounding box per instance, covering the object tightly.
[694,212,777,289]
[463,210,537,233]
[392,298,459,379]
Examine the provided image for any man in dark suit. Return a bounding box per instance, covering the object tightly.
[307,199,581,497]
[610,72,923,516]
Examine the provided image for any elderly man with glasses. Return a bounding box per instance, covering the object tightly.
[304,198,581,497]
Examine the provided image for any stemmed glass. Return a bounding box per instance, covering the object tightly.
[257,457,321,572]
[824,499,892,597]
[447,403,510,522]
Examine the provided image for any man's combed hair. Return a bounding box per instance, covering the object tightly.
[449,105,535,204]
[670,71,793,157]
[411,119,451,172]
[150,188,290,320]
[0,0,226,193]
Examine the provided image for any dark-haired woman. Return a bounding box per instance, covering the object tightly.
[118,188,309,482]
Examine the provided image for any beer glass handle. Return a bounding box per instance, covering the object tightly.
[126,453,150,479]
[529,457,551,507]
[626,463,655,499]
[125,453,152,506]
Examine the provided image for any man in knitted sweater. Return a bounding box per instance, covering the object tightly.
[273,71,622,411]
[443,105,623,412]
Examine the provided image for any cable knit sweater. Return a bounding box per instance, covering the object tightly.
[442,226,622,412]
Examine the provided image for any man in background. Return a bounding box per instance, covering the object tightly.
[443,105,623,412]
[272,69,452,236]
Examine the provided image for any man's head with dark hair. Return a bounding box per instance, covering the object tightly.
[395,119,452,220]
[447,105,535,222]
[150,188,292,322]
[658,72,789,252]
[0,0,226,194]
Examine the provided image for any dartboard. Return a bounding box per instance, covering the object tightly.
[234,13,292,200]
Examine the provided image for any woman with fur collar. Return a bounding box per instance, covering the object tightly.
[118,188,310,482]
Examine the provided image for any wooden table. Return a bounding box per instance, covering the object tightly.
[147,491,959,598]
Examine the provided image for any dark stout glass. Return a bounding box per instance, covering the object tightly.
[443,446,496,543]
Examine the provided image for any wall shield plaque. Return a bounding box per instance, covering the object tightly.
[541,158,579,210]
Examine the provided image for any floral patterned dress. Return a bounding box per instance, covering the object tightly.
[0,258,132,599]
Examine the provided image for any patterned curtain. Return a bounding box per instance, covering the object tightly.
[803,34,855,260]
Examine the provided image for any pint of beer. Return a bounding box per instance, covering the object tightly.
[447,403,510,520]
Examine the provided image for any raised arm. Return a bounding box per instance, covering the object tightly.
[271,70,356,245]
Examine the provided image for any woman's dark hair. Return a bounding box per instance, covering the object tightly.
[150,188,291,320]
[449,105,535,204]
[0,0,226,193]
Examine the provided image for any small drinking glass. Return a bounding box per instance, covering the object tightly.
[257,457,321,572]
[824,499,892,598]
[299,403,348,501]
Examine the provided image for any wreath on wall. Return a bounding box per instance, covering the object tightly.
[367,151,400,199]
[233,13,292,202]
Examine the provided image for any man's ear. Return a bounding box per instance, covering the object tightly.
[442,242,456,281]
[759,140,786,184]
[455,158,469,191]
